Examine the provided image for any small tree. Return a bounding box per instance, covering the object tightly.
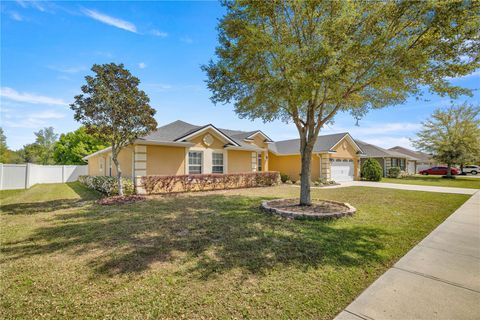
[412,104,480,178]
[203,1,479,205]
[71,63,157,195]
[0,128,9,163]
[18,144,40,164]
[34,127,58,165]
[361,159,383,181]
[54,127,107,165]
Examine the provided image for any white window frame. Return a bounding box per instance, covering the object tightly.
[212,152,224,174]
[257,153,262,172]
[188,151,203,174]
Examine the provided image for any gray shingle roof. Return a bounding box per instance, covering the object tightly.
[138,120,265,151]
[269,132,352,155]
[389,146,431,162]
[355,140,418,160]
[140,120,200,142]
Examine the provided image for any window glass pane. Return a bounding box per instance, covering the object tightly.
[212,153,223,165]
[189,166,202,174]
[212,153,223,173]
[257,153,262,171]
[212,166,223,173]
[188,152,202,174]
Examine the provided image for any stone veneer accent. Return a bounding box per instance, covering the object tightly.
[261,199,356,220]
[320,155,331,181]
[134,145,147,194]
[384,157,391,177]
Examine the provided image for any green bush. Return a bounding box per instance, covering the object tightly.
[78,175,134,196]
[280,173,290,183]
[361,159,383,181]
[387,167,401,178]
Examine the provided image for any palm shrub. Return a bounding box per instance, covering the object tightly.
[361,159,383,181]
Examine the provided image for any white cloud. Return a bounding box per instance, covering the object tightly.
[0,87,68,106]
[10,11,23,21]
[447,69,480,80]
[3,110,66,128]
[322,121,421,136]
[48,65,86,74]
[180,36,193,44]
[15,0,27,8]
[361,137,415,149]
[151,29,168,37]
[16,0,45,12]
[145,83,173,91]
[15,0,59,14]
[138,62,147,69]
[82,8,137,33]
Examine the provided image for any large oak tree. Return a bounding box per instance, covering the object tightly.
[203,0,480,205]
[71,63,157,195]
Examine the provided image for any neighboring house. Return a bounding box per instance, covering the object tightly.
[355,140,419,176]
[388,146,436,172]
[83,121,364,184]
[268,133,363,182]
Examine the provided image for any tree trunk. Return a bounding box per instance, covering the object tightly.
[299,148,313,206]
[446,163,452,178]
[112,155,123,196]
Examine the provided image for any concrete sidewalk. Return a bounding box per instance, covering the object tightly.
[325,181,478,195]
[335,191,480,320]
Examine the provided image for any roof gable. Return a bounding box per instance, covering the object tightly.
[269,132,360,155]
[137,120,273,150]
[174,124,240,146]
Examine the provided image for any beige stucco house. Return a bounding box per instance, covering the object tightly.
[84,120,272,180]
[355,140,420,176]
[83,120,364,185]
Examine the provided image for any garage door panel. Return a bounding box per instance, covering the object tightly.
[331,159,354,182]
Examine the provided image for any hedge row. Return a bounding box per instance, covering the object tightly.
[141,171,281,194]
[78,175,134,196]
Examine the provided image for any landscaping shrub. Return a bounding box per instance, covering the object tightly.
[78,175,134,196]
[141,171,281,194]
[280,173,290,183]
[398,170,410,178]
[361,159,383,181]
[387,167,401,178]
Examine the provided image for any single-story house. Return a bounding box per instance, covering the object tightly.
[268,133,363,182]
[84,120,273,181]
[83,121,364,185]
[355,140,419,176]
[388,146,436,173]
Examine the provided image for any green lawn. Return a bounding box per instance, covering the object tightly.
[0,183,470,319]
[382,175,480,189]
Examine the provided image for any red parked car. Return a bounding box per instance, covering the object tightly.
[419,166,460,175]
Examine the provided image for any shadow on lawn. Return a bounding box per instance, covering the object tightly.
[1,194,388,278]
[1,182,100,215]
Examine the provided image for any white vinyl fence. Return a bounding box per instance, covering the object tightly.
[0,164,88,190]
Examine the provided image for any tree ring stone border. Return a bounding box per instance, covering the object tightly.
[260,199,356,220]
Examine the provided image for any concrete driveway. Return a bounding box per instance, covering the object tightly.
[326,180,478,195]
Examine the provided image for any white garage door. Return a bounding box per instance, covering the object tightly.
[407,161,415,174]
[331,159,354,182]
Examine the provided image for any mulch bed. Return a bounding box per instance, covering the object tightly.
[97,195,147,205]
[261,198,356,220]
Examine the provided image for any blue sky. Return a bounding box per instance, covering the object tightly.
[1,1,479,150]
